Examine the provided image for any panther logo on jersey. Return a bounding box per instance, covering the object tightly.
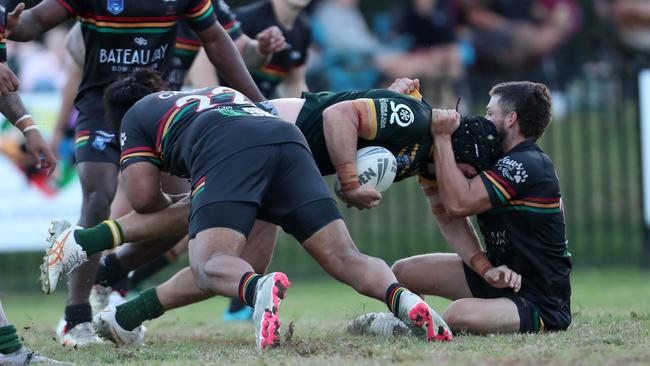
[107,0,124,15]
[389,101,414,127]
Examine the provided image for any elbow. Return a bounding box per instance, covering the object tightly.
[130,193,164,214]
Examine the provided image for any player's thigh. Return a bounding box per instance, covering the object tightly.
[240,220,279,273]
[392,253,472,300]
[443,297,520,334]
[188,227,248,268]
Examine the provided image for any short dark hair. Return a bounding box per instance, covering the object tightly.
[104,68,169,130]
[489,81,552,140]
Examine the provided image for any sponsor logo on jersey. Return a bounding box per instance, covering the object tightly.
[99,44,169,66]
[378,98,389,128]
[495,156,528,184]
[290,50,301,61]
[485,230,509,252]
[92,131,115,151]
[389,101,414,127]
[107,0,125,15]
[134,37,148,47]
[120,132,127,148]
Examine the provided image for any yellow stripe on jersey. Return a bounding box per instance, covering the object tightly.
[351,99,378,140]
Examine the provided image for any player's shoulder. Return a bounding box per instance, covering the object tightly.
[490,141,553,183]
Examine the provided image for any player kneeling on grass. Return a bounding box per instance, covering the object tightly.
[42,69,452,350]
[351,82,571,335]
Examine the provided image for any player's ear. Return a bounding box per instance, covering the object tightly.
[506,111,518,128]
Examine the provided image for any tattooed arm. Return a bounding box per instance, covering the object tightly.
[0,73,57,173]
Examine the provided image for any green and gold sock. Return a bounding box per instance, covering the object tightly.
[115,287,164,331]
[74,220,124,256]
[0,325,22,355]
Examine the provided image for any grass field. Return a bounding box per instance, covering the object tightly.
[3,269,649,366]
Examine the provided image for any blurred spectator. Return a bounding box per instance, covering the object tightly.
[595,0,650,55]
[10,26,70,92]
[310,0,396,91]
[460,0,580,71]
[391,0,465,106]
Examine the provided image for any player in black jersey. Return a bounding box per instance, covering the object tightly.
[42,69,454,349]
[386,81,571,334]
[233,0,311,98]
[6,0,266,347]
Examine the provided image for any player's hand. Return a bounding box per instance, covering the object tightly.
[483,265,522,292]
[24,128,57,175]
[5,2,25,40]
[256,26,286,55]
[388,78,420,95]
[0,64,19,96]
[340,187,382,210]
[431,109,460,136]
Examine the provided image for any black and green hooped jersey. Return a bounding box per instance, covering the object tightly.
[295,89,433,182]
[55,0,217,117]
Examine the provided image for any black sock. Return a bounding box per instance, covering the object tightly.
[238,272,261,308]
[65,303,92,330]
[95,253,129,287]
[227,298,248,313]
[127,255,172,290]
[385,283,407,317]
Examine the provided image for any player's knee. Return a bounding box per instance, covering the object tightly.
[391,258,411,281]
[189,262,212,294]
[443,299,477,331]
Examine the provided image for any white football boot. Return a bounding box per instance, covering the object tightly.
[0,347,72,365]
[396,291,453,342]
[252,272,291,350]
[58,322,103,347]
[40,220,87,294]
[93,305,145,346]
[90,285,126,315]
[346,312,413,337]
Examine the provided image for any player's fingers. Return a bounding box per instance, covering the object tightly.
[502,269,512,284]
[514,274,521,292]
[509,272,518,288]
[43,150,57,175]
[9,2,25,18]
[413,79,420,89]
[0,84,9,96]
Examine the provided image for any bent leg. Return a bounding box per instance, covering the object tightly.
[392,253,473,300]
[443,297,520,334]
[303,219,396,301]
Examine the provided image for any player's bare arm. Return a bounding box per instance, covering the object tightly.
[196,23,265,102]
[431,109,492,217]
[122,162,172,214]
[419,178,521,291]
[236,26,286,69]
[322,100,381,209]
[6,1,69,41]
[0,75,56,173]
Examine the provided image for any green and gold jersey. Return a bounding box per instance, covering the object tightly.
[296,89,433,182]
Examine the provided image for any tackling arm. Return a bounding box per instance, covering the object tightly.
[122,162,172,214]
[6,1,70,42]
[197,23,265,102]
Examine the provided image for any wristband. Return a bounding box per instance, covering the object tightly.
[22,125,39,134]
[469,252,493,277]
[335,161,360,192]
[15,114,33,128]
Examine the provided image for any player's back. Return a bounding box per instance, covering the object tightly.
[121,86,306,178]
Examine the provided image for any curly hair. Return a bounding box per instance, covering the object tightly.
[104,68,169,130]
[489,81,552,140]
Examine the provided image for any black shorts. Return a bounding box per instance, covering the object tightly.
[74,113,119,165]
[188,143,341,242]
[463,263,546,333]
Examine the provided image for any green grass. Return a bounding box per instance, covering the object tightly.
[3,269,649,365]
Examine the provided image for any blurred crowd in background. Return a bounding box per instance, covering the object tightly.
[6,0,650,109]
